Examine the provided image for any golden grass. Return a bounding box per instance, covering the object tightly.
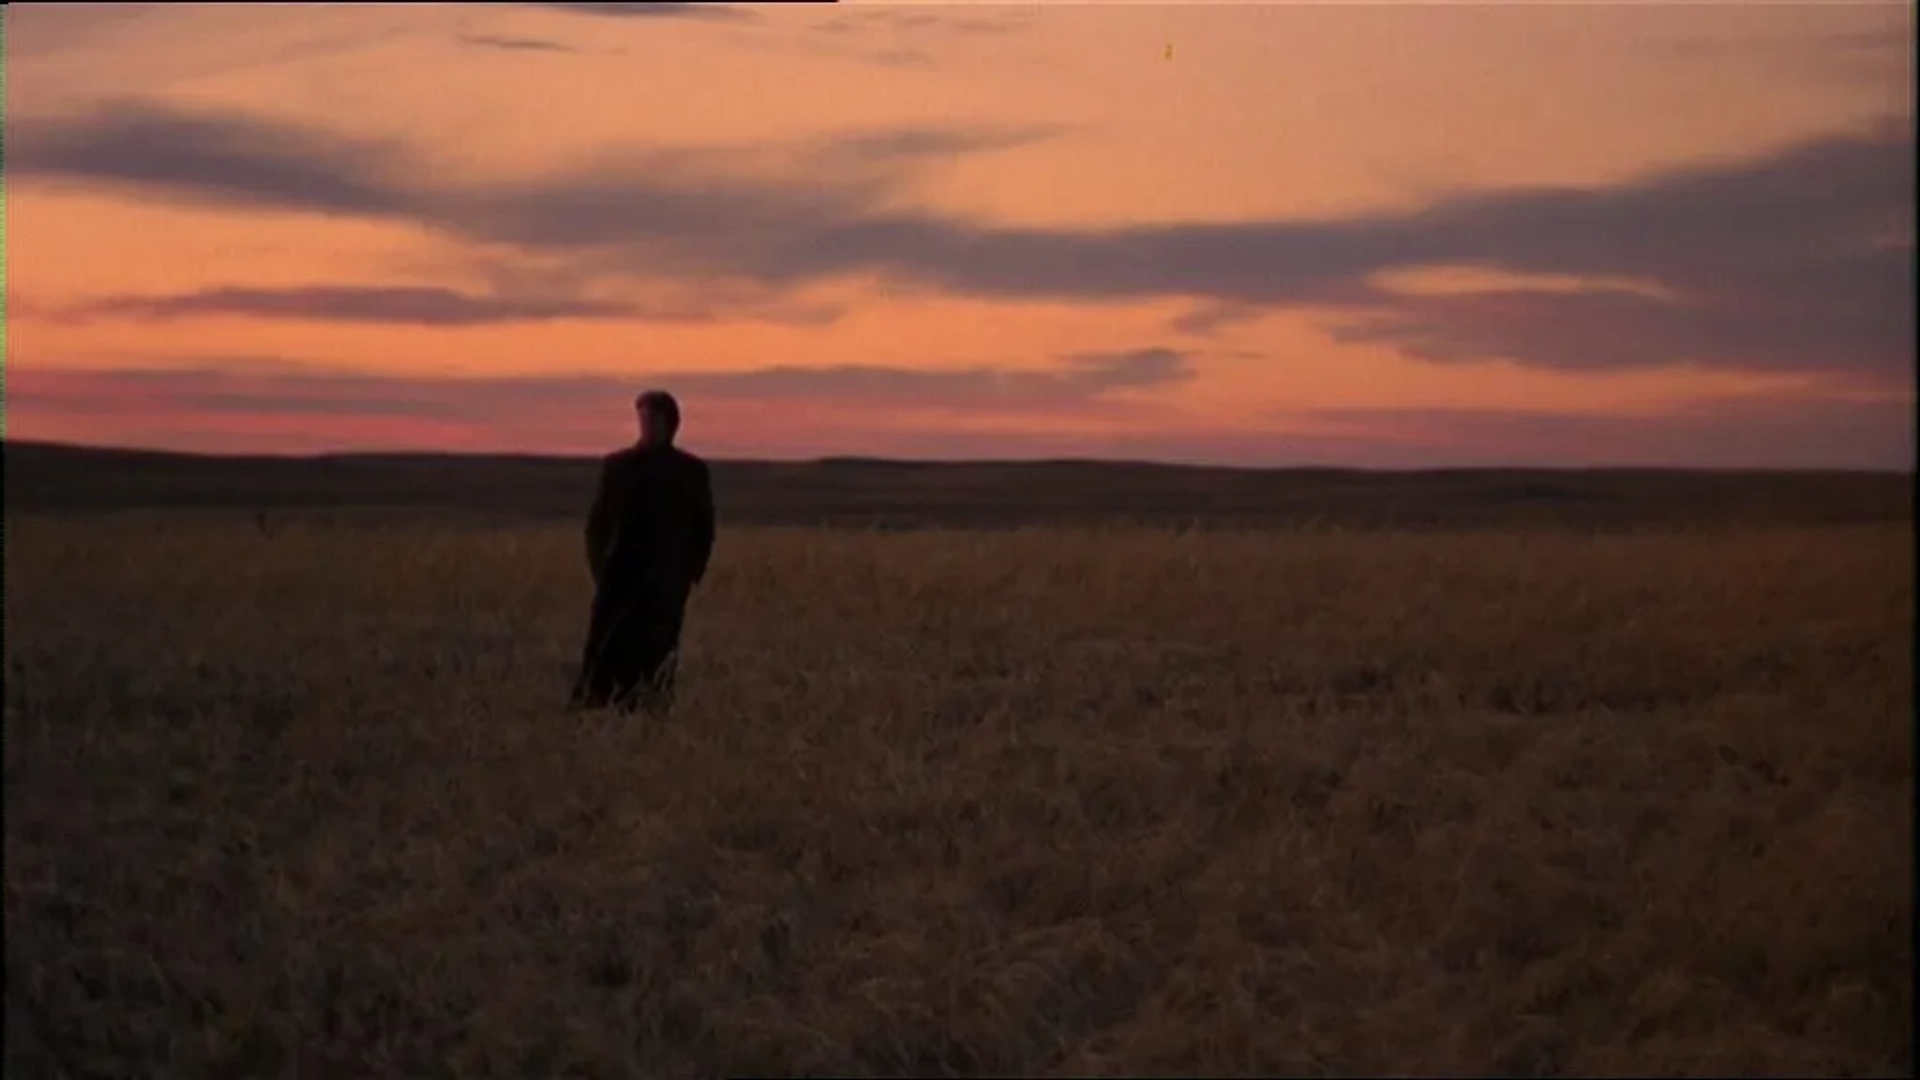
[4,515,1913,1077]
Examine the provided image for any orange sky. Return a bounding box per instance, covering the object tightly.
[4,1,1913,467]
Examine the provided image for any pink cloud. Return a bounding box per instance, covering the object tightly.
[6,363,1910,469]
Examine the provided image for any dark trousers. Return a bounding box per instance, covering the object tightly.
[569,580,689,713]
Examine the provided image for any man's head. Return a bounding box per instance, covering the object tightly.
[635,390,681,447]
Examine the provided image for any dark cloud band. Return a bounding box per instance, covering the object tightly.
[9,101,1912,379]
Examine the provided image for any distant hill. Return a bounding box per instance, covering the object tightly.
[3,439,1910,531]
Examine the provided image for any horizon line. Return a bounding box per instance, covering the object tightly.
[4,437,1913,478]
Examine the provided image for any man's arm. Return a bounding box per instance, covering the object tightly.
[584,457,616,585]
[688,459,716,586]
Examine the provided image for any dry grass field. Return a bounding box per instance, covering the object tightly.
[3,510,1913,1077]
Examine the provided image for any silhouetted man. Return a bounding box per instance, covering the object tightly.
[569,390,716,713]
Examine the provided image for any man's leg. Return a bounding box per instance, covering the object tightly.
[634,591,689,715]
[569,593,624,709]
[599,599,656,713]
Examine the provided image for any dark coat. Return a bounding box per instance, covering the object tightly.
[584,442,716,595]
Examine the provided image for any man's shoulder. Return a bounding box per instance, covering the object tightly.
[596,448,643,492]
[605,444,706,476]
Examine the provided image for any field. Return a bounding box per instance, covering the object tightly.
[3,445,1914,1077]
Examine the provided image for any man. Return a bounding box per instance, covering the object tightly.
[569,390,716,713]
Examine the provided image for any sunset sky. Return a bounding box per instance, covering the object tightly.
[4,1,1913,468]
